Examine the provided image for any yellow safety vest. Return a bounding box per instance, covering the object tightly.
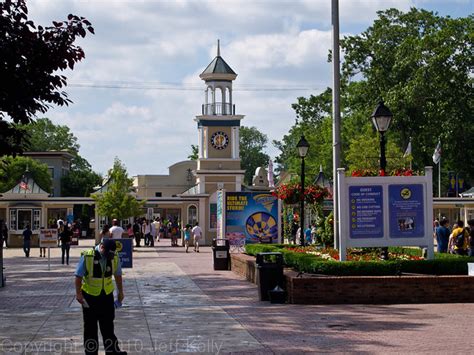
[81,249,119,296]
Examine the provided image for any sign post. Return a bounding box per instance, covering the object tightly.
[39,229,58,270]
[338,167,434,261]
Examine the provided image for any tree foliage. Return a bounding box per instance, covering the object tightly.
[20,118,102,196]
[188,145,198,161]
[240,126,270,185]
[341,8,474,185]
[276,9,473,192]
[0,156,51,193]
[93,158,144,220]
[0,0,94,156]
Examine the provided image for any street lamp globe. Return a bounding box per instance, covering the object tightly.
[297,135,310,158]
[371,101,393,133]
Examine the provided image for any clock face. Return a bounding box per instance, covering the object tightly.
[210,131,229,150]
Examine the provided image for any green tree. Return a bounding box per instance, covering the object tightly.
[188,145,199,160]
[93,158,144,220]
[240,126,270,185]
[0,1,94,157]
[21,118,102,196]
[340,8,474,186]
[276,9,473,193]
[274,88,333,182]
[0,156,51,193]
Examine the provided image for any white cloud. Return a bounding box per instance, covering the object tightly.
[24,0,466,176]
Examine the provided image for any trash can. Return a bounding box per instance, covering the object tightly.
[256,252,284,301]
[212,238,230,270]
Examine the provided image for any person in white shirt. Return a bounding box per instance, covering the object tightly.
[191,222,202,252]
[152,218,161,242]
[142,220,152,246]
[109,219,124,239]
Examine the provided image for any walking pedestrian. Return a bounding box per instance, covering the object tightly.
[142,220,152,246]
[184,224,192,253]
[60,224,72,265]
[100,225,111,240]
[22,224,32,257]
[152,218,161,242]
[467,219,474,257]
[191,222,202,252]
[109,219,124,239]
[132,220,141,247]
[1,220,8,248]
[435,219,450,253]
[451,220,469,255]
[74,239,127,355]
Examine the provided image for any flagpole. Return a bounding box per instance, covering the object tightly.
[438,156,441,198]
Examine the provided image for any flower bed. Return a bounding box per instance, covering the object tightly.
[231,247,474,304]
[245,244,474,276]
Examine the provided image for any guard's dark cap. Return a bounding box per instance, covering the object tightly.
[102,238,117,253]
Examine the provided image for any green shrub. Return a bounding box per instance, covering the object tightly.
[244,244,474,276]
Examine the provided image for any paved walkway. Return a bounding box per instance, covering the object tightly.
[0,240,473,354]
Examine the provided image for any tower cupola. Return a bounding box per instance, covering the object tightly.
[200,40,236,116]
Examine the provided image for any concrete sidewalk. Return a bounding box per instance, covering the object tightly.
[1,240,473,354]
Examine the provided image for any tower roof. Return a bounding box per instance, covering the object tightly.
[201,56,236,76]
[200,40,237,81]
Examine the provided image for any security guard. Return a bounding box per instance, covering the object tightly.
[75,239,127,355]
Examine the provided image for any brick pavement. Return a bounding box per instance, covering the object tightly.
[0,240,473,354]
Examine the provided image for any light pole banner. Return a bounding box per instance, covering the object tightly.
[338,167,434,261]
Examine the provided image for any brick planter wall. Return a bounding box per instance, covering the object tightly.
[230,253,257,284]
[230,253,474,304]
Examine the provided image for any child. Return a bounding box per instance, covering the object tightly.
[184,224,192,253]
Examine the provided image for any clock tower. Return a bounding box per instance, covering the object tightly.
[194,41,245,195]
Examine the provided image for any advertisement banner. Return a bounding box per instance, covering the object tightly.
[115,239,133,268]
[216,190,225,239]
[39,229,58,248]
[225,192,279,244]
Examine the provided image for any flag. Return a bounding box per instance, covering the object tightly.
[19,175,29,191]
[268,159,275,188]
[403,139,412,158]
[432,140,441,164]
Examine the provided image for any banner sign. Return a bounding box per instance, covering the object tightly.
[39,229,58,248]
[225,192,280,244]
[216,190,225,239]
[115,238,133,268]
[338,167,434,261]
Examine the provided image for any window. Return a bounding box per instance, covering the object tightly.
[33,209,41,230]
[155,192,162,197]
[187,205,198,226]
[9,209,16,230]
[17,210,32,230]
[99,216,108,231]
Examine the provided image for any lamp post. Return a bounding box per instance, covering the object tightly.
[371,101,393,259]
[297,135,310,247]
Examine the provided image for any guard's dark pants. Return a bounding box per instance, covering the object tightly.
[82,290,120,355]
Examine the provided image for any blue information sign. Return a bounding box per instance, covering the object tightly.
[116,238,133,268]
[389,184,424,238]
[349,186,383,239]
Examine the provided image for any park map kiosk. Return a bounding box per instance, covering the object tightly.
[39,229,58,270]
[337,167,434,261]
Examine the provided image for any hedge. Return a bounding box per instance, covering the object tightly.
[244,244,474,276]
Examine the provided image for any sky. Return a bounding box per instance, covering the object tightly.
[26,0,472,176]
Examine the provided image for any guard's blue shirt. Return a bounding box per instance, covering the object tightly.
[75,245,122,278]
